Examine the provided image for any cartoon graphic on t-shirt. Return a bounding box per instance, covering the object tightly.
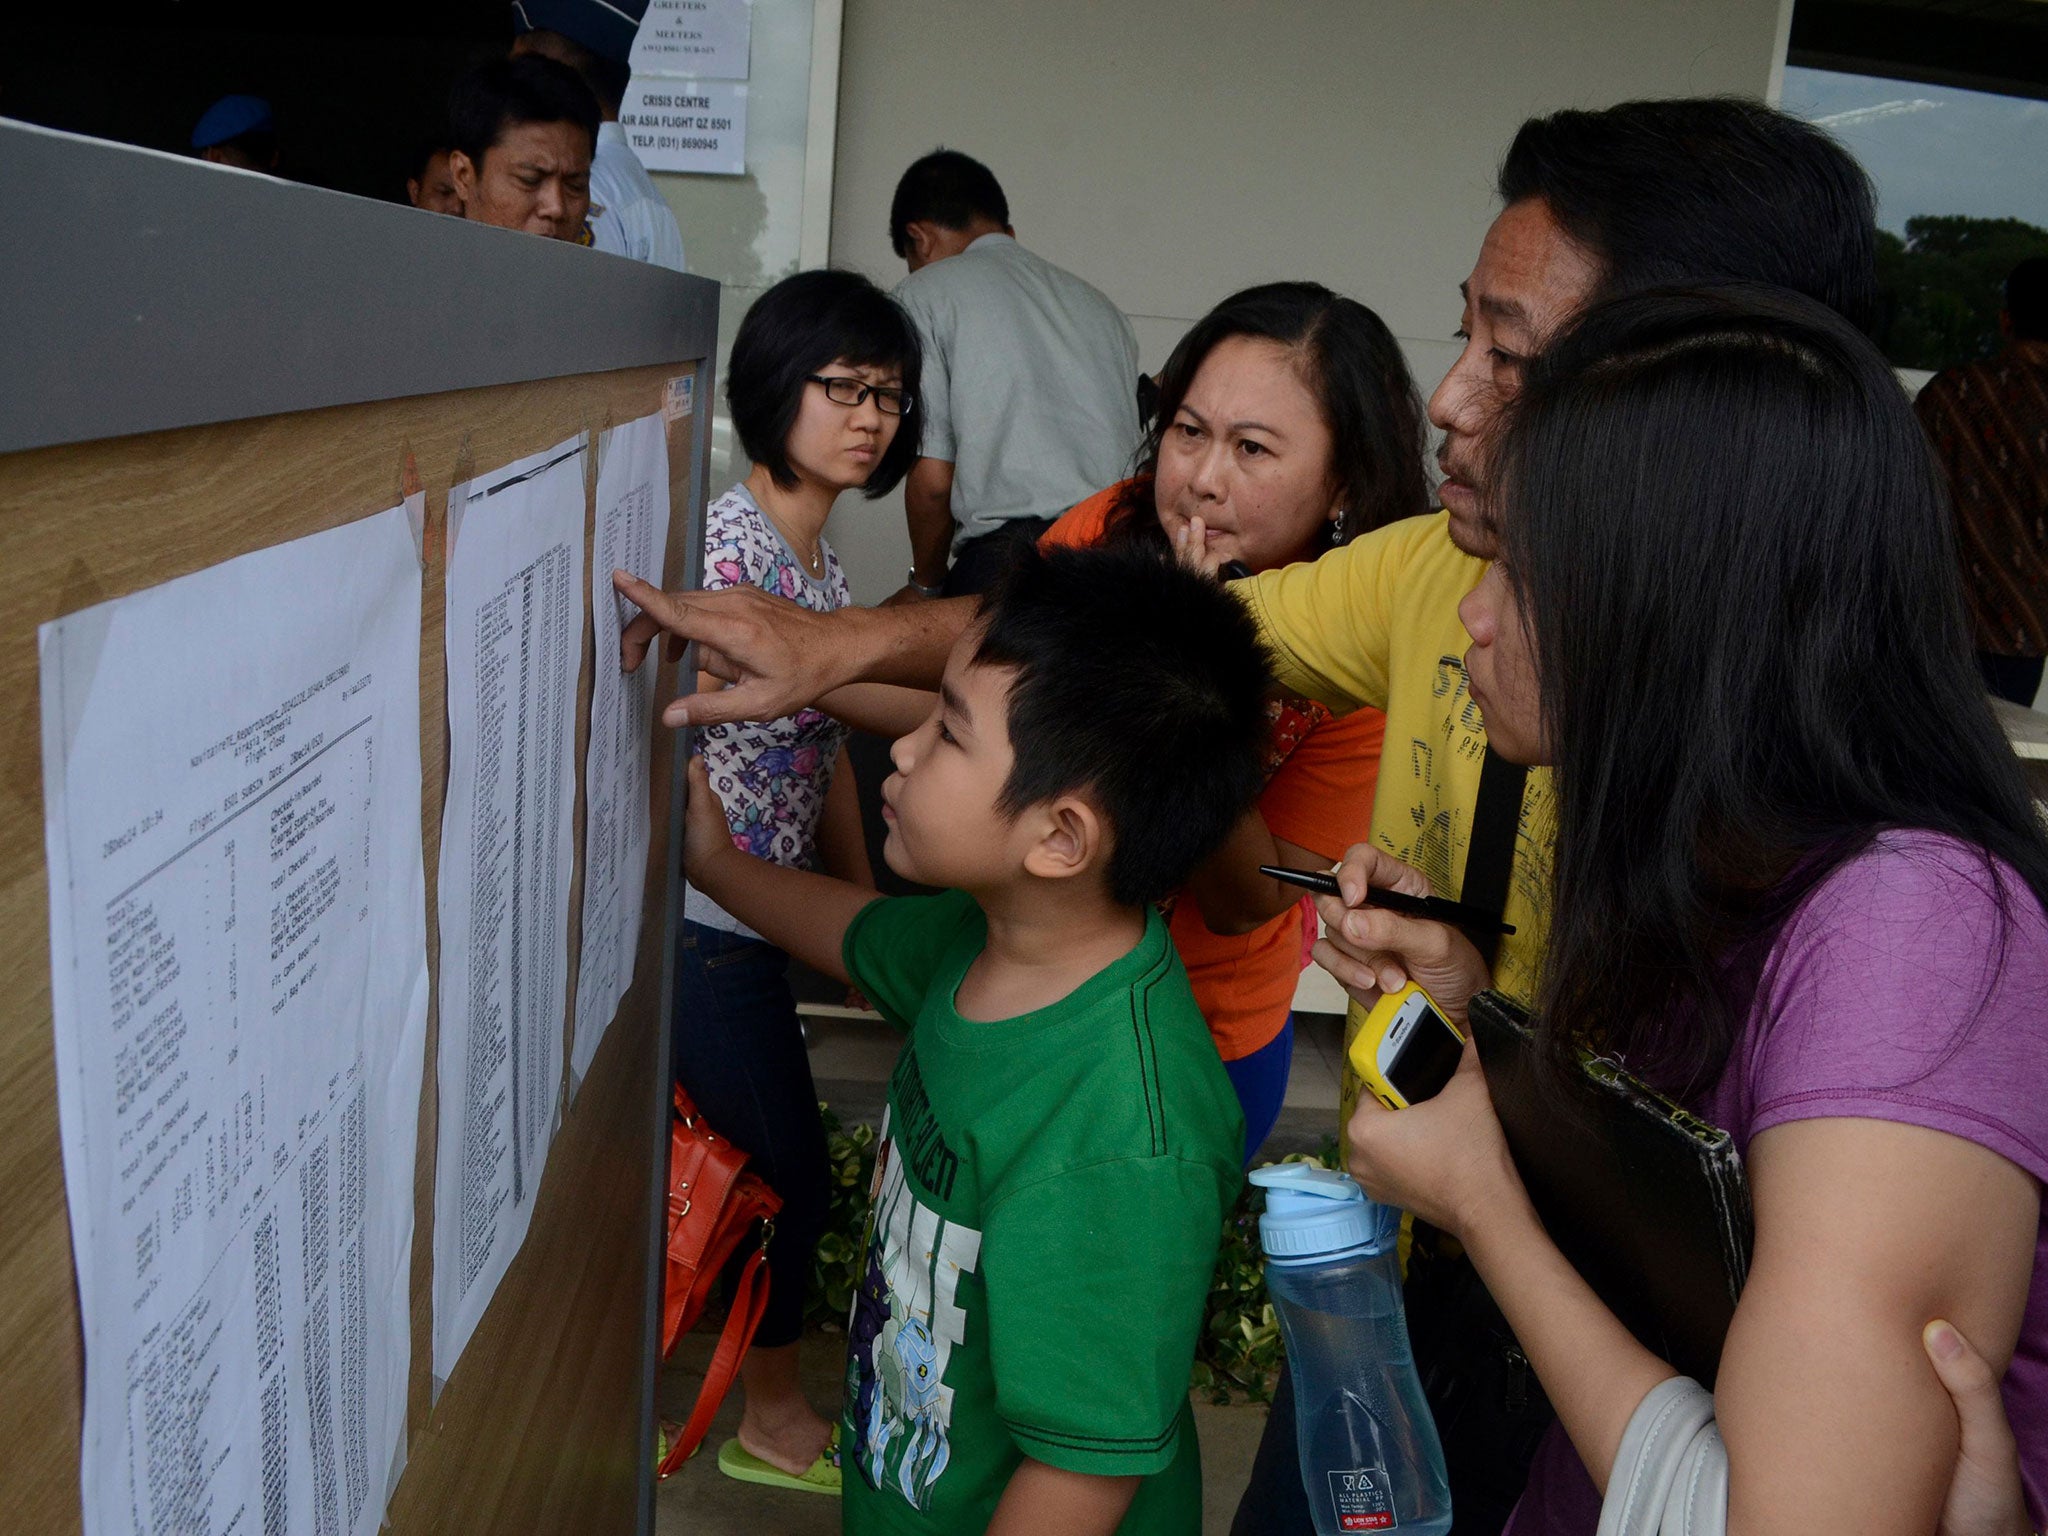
[846,1100,983,1512]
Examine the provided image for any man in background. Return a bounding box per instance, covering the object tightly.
[406,139,462,214]
[191,94,279,174]
[1916,256,2048,706]
[447,54,597,244]
[512,0,688,272]
[888,149,1140,598]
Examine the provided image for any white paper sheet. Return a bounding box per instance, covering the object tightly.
[432,435,586,1381]
[40,504,429,1536]
[629,0,753,80]
[571,412,672,1093]
[618,79,748,176]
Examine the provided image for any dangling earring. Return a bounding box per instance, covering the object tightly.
[1330,508,1349,546]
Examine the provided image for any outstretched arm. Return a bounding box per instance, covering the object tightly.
[613,570,973,728]
[683,755,876,983]
[817,682,937,739]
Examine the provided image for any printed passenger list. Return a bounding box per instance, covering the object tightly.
[40,506,429,1536]
[570,412,671,1091]
[433,435,586,1381]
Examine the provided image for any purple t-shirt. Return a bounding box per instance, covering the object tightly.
[1507,830,2048,1533]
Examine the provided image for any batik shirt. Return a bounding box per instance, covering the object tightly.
[839,890,1244,1534]
[1915,344,2048,657]
[682,484,850,939]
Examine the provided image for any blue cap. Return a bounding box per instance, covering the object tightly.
[1247,1165,1397,1265]
[512,0,649,63]
[191,95,274,150]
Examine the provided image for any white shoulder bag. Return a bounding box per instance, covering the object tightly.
[1597,1377,1729,1536]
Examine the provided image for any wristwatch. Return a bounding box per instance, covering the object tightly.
[906,568,944,598]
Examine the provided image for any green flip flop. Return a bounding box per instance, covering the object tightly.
[715,1430,843,1496]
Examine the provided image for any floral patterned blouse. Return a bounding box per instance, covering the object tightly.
[682,484,852,939]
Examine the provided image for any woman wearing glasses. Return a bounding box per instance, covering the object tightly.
[675,269,920,1493]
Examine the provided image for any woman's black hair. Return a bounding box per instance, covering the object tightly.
[1493,284,2048,1093]
[726,269,923,498]
[1100,281,1431,555]
[975,543,1272,906]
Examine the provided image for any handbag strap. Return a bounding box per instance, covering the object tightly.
[1595,1376,1726,1536]
[658,1244,773,1478]
[1463,745,1527,971]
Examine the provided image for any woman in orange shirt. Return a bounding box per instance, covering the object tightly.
[1043,281,1431,1159]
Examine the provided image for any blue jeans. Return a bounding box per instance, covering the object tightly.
[673,920,831,1348]
[1223,1014,1295,1167]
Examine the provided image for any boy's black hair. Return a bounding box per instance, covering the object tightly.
[973,544,1272,907]
[447,54,599,167]
[888,149,1009,259]
[1497,97,1879,333]
[727,269,923,497]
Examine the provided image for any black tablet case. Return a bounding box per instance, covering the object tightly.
[1468,990,1754,1385]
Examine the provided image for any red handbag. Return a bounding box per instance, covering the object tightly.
[656,1085,783,1478]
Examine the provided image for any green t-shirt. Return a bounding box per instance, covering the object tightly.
[839,889,1245,1536]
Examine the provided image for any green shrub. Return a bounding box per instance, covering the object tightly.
[806,1102,1338,1405]
[805,1103,878,1327]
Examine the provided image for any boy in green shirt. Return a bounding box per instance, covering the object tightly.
[682,544,1267,1534]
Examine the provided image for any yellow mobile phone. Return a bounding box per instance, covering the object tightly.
[1347,982,1466,1110]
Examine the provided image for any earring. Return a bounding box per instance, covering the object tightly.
[1330,508,1349,545]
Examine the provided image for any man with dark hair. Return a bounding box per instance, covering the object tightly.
[512,0,688,271]
[405,139,462,215]
[1493,96,1879,332]
[446,54,598,243]
[1916,255,2048,705]
[886,149,1140,599]
[887,149,1012,266]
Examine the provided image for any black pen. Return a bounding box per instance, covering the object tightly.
[1258,864,1517,937]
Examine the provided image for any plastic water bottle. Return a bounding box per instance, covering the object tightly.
[1250,1164,1452,1535]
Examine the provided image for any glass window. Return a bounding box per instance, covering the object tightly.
[1782,67,2048,370]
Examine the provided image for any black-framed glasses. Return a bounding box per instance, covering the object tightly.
[806,374,914,416]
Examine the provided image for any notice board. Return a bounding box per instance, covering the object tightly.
[0,121,715,1536]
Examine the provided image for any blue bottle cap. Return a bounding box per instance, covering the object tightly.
[1247,1164,1398,1265]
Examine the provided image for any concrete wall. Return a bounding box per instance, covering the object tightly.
[808,0,1788,601]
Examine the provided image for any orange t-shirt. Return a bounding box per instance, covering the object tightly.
[1043,483,1386,1059]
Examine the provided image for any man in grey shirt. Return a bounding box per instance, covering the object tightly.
[888,150,1141,598]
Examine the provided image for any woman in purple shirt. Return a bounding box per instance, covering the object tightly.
[1319,287,2048,1535]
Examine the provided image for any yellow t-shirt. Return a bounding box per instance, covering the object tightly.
[1238,511,1555,1122]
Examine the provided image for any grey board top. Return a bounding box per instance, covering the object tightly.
[0,119,720,455]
